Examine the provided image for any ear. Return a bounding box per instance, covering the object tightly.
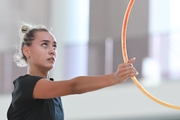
[22,45,30,58]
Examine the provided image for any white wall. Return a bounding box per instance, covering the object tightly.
[0,94,11,120]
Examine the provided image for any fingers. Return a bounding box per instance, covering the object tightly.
[117,65,138,78]
[121,69,138,77]
[118,57,136,68]
[115,58,138,83]
[118,62,132,68]
[128,57,136,64]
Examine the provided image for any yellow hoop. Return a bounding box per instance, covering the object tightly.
[121,0,180,110]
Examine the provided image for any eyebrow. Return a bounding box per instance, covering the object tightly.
[40,40,57,44]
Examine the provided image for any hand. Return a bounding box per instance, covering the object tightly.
[114,57,138,83]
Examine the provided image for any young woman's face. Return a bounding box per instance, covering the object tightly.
[27,31,57,71]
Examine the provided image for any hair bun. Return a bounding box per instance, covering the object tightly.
[21,25,30,33]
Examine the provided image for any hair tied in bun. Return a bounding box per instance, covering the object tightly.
[21,25,30,33]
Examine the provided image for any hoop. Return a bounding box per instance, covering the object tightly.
[121,0,180,110]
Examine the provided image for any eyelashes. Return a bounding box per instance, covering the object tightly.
[42,43,48,47]
[42,43,57,50]
[53,44,57,49]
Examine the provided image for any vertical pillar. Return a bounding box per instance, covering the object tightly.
[50,0,89,79]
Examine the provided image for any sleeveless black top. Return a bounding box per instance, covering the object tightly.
[7,74,64,120]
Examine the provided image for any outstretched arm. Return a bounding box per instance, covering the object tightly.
[33,58,138,99]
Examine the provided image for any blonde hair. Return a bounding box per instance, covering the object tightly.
[14,23,49,67]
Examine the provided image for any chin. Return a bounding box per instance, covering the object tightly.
[43,65,54,71]
[47,66,54,70]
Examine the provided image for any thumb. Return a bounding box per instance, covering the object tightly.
[128,57,136,63]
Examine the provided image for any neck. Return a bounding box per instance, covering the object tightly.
[27,65,49,78]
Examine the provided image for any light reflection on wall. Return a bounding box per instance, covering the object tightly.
[143,0,180,83]
[50,0,90,80]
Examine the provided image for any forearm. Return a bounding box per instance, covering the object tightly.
[71,74,117,94]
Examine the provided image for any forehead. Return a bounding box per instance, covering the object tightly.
[34,31,56,42]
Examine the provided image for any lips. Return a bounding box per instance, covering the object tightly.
[47,57,55,62]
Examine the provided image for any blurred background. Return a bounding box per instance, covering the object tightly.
[1,0,180,119]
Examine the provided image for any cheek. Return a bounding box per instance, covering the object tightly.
[30,47,45,60]
[31,53,46,65]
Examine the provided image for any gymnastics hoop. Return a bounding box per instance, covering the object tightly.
[121,0,180,110]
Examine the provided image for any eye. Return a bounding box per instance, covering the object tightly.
[42,43,48,47]
[53,44,57,50]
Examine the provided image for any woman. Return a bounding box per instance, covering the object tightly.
[7,24,138,120]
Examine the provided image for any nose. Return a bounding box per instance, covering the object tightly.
[49,46,56,55]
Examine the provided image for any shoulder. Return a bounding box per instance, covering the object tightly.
[13,74,43,87]
[12,75,45,100]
